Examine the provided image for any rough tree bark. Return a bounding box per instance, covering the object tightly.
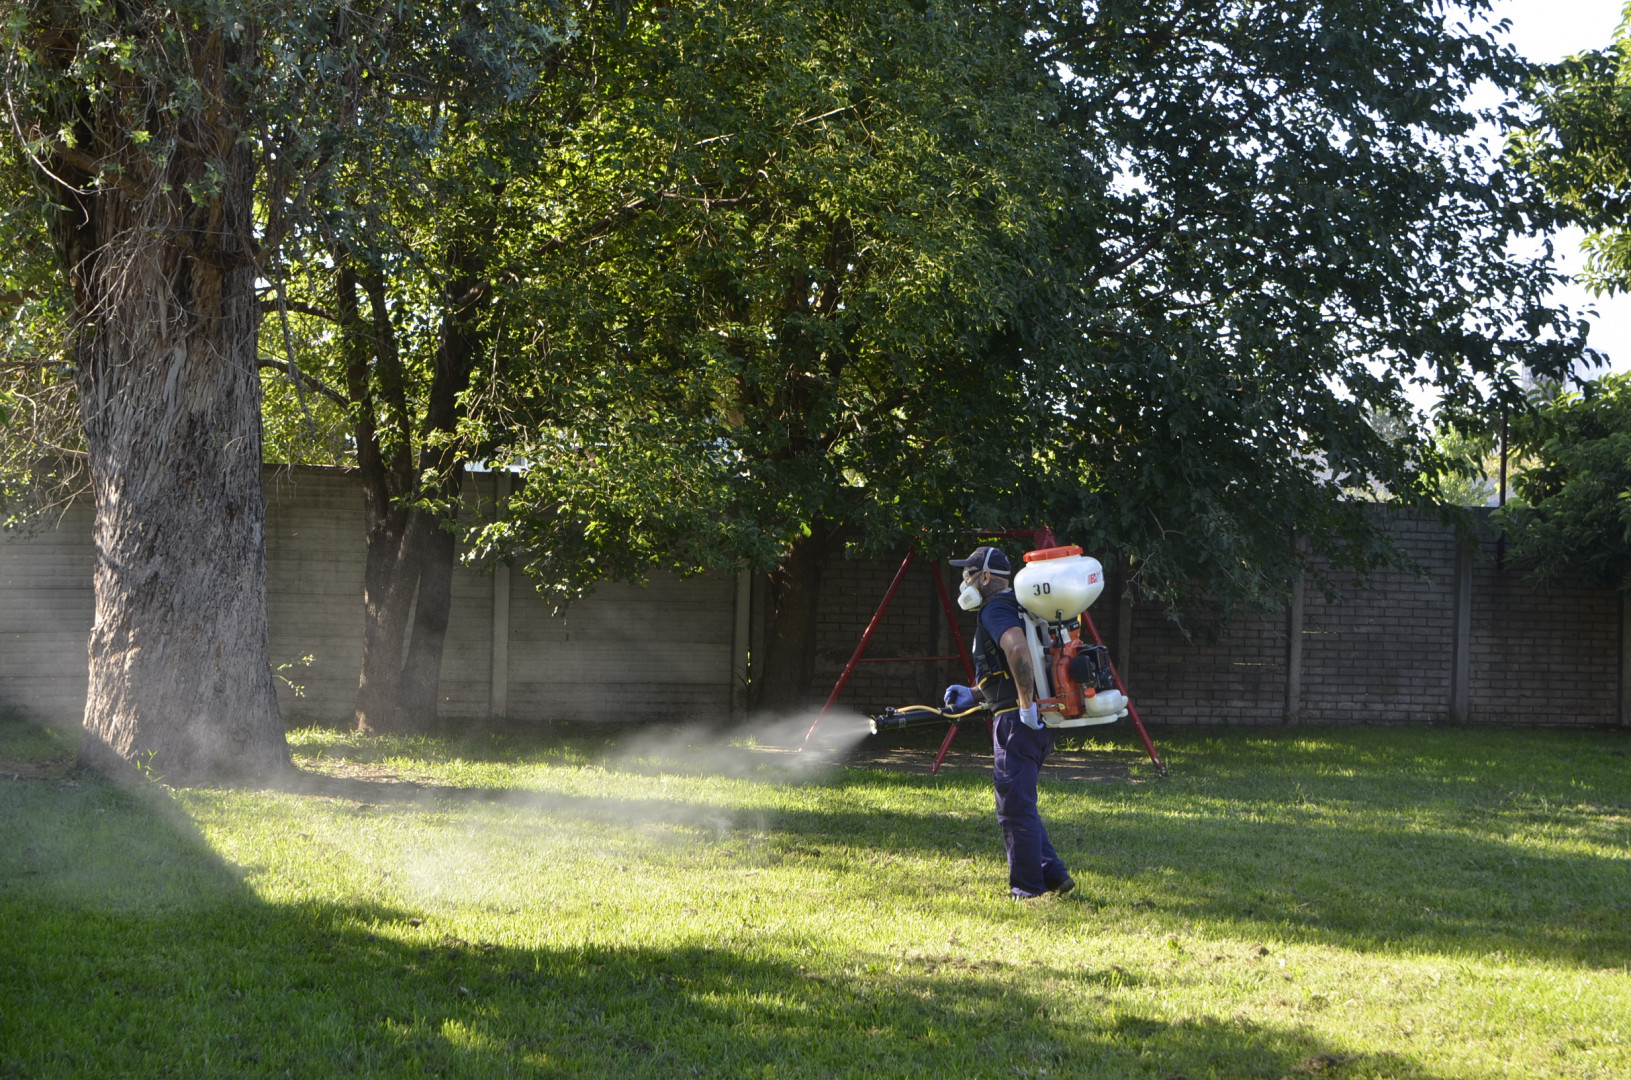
[44,14,289,782]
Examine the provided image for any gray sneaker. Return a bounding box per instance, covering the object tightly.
[1048,874,1077,897]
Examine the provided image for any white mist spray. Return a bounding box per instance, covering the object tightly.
[296,713,878,917]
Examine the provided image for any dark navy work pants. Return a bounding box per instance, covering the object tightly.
[991,710,1069,897]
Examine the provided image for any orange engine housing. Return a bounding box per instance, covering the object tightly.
[1042,627,1098,720]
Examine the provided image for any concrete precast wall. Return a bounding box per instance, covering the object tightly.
[2,480,1623,730]
[1466,528,1620,725]
[261,468,367,716]
[1,467,736,726]
[0,499,95,721]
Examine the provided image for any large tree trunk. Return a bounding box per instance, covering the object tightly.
[354,509,421,730]
[52,23,288,783]
[759,522,843,713]
[401,508,460,729]
[343,253,483,733]
[343,265,418,732]
[394,265,483,729]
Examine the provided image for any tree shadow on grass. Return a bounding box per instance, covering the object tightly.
[1,768,1442,1080]
[775,770,1631,970]
[1056,804,1631,970]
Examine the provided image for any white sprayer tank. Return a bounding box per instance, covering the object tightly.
[1013,547,1105,623]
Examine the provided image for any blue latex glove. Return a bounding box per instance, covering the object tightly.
[1018,702,1044,730]
[943,684,977,711]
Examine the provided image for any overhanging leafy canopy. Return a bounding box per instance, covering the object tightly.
[1030,0,1587,608]
[1499,374,1631,593]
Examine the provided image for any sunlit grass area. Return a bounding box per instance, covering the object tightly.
[2,717,1627,1079]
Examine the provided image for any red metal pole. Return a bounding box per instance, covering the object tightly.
[1081,611,1166,775]
[931,722,961,774]
[803,548,918,746]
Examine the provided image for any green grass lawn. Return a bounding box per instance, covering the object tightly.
[1,717,1627,1079]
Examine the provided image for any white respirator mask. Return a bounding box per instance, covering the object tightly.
[958,581,984,611]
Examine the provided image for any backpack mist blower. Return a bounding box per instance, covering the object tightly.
[871,546,1133,735]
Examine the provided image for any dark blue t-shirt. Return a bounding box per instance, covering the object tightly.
[973,591,1026,712]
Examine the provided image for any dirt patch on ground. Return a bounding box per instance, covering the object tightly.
[292,757,434,785]
[0,757,76,781]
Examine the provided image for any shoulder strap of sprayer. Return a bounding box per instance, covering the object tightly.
[972,597,1019,712]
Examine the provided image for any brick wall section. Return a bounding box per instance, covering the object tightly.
[1128,605,1287,726]
[809,554,975,712]
[814,510,1623,727]
[1298,510,1460,724]
[815,551,1293,724]
[1466,518,1619,724]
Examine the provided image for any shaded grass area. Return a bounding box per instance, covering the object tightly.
[1,718,1627,1079]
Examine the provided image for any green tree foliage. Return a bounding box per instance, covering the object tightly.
[4,0,1594,723]
[465,0,1075,706]
[1499,374,1631,593]
[1431,426,1501,508]
[482,0,1589,706]
[1512,5,1631,295]
[1031,0,1585,615]
[250,0,577,731]
[1494,6,1631,594]
[0,121,79,526]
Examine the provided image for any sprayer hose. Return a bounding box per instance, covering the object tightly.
[890,704,987,721]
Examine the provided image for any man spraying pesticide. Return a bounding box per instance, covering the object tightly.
[871,543,1135,899]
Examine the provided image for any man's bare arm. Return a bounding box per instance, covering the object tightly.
[998,626,1037,709]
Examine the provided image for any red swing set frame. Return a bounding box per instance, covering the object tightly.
[800,528,1167,776]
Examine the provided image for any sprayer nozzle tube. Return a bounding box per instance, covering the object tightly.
[869,707,951,735]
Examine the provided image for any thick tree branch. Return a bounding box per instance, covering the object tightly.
[51,143,146,200]
[257,358,349,407]
[504,179,764,285]
[259,297,339,323]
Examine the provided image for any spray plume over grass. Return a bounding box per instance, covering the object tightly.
[2,716,1628,1079]
[238,714,875,913]
[611,709,876,776]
